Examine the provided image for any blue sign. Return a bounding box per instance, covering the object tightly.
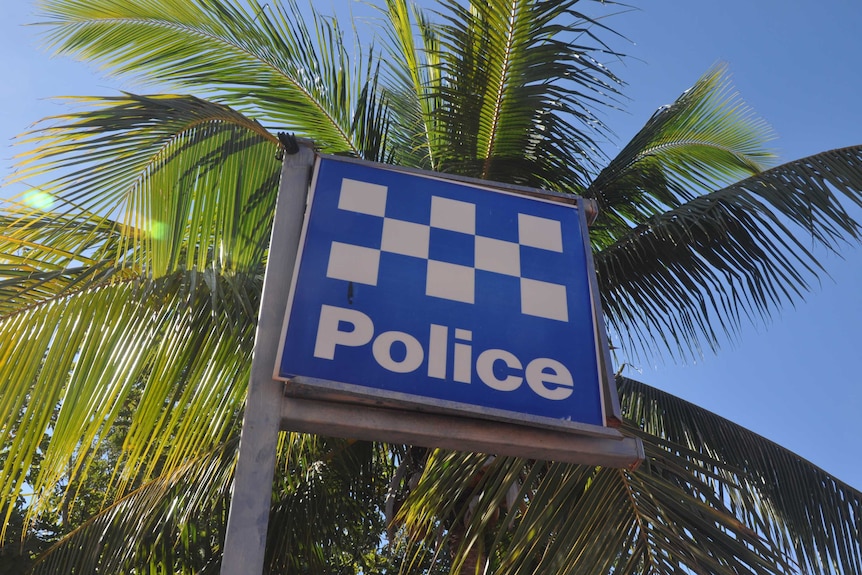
[276,157,605,427]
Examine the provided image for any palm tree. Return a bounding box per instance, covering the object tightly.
[1,0,860,573]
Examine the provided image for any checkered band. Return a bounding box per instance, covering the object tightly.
[325,178,570,322]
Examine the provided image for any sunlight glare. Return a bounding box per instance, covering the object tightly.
[23,190,54,210]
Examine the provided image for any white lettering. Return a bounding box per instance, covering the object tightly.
[311,305,575,401]
[373,331,424,373]
[428,324,448,379]
[526,358,574,400]
[476,349,523,391]
[313,305,374,359]
[453,329,472,383]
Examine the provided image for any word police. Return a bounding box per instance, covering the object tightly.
[313,304,575,401]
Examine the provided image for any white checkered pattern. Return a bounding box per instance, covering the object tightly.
[325,178,569,322]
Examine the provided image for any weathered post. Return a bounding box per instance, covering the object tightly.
[220,140,314,575]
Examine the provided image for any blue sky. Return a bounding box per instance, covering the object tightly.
[1,1,860,490]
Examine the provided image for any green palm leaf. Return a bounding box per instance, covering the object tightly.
[0,207,123,316]
[0,95,283,540]
[0,274,255,532]
[378,0,442,168]
[393,378,862,575]
[30,439,237,575]
[29,435,393,575]
[13,94,281,276]
[37,0,393,159]
[427,0,623,189]
[265,436,393,573]
[598,145,862,359]
[619,377,862,575]
[589,64,775,248]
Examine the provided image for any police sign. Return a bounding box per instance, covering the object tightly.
[275,156,612,430]
[223,148,641,575]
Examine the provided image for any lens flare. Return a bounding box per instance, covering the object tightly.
[23,190,54,210]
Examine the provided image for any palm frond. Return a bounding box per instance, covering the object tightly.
[12,94,281,277]
[619,377,862,575]
[36,0,393,158]
[589,64,775,249]
[0,205,126,316]
[598,145,862,360]
[378,0,442,169]
[0,273,255,534]
[394,450,792,575]
[429,0,624,189]
[30,439,237,575]
[392,378,861,575]
[265,436,394,573]
[30,434,395,575]
[1,93,278,532]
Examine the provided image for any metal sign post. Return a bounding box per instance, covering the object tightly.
[221,143,315,575]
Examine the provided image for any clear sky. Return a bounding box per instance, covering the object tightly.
[1,1,860,490]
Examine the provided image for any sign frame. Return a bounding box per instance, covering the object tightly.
[271,154,620,437]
